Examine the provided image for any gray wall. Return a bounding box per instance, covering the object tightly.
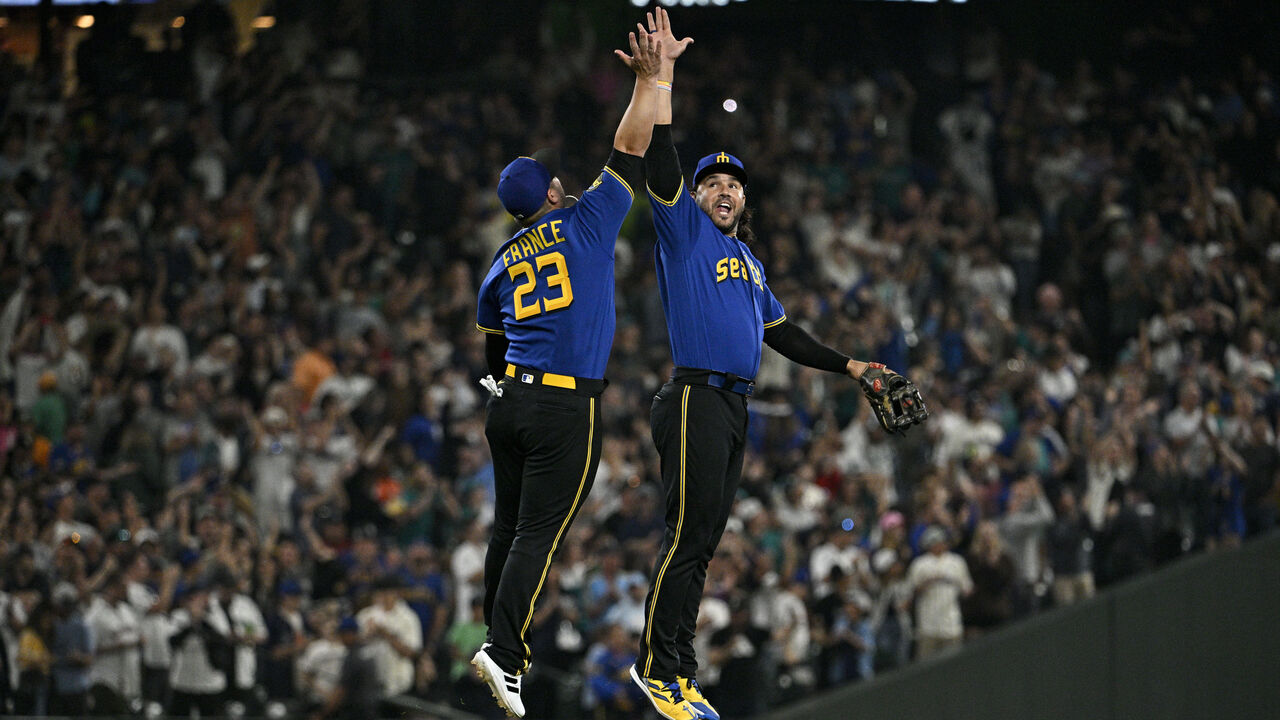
[767,532,1280,720]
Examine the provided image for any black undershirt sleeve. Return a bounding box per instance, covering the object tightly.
[485,333,509,379]
[644,124,684,203]
[763,319,851,374]
[603,149,644,198]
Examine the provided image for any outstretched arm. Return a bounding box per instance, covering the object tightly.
[763,320,854,375]
[645,8,693,126]
[611,28,664,156]
[642,8,694,201]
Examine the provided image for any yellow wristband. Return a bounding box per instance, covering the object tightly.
[656,80,672,92]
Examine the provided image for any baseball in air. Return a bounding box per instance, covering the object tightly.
[723,98,738,112]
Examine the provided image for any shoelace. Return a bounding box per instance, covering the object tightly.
[685,678,704,696]
[659,680,685,702]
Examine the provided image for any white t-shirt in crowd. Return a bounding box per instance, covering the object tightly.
[168,609,228,695]
[85,595,143,700]
[356,600,421,697]
[906,551,973,640]
[224,593,267,690]
[809,542,871,599]
[450,540,486,621]
[140,611,178,670]
[0,592,28,691]
[130,324,189,374]
[296,638,346,702]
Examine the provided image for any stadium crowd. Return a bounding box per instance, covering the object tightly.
[1,2,1278,718]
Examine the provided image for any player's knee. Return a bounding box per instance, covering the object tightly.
[678,523,717,552]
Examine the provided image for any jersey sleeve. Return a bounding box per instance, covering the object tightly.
[647,178,705,258]
[475,268,505,335]
[645,125,703,257]
[568,150,639,250]
[760,265,787,328]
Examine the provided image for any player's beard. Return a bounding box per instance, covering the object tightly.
[705,204,745,236]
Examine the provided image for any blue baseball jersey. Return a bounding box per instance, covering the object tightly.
[648,181,786,380]
[477,164,635,380]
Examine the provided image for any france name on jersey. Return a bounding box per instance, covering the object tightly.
[648,180,786,380]
[477,166,634,380]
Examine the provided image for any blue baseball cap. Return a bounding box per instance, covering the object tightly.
[338,616,360,634]
[497,156,552,222]
[694,151,748,187]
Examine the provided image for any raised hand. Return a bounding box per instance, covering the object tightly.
[646,7,694,64]
[614,29,663,80]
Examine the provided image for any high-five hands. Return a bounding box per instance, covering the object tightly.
[614,26,664,79]
[645,7,694,65]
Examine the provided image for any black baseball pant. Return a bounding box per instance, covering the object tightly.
[483,372,603,675]
[639,378,748,681]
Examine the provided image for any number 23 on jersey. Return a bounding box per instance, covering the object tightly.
[509,251,574,320]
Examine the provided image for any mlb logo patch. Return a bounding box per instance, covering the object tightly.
[522,373,534,384]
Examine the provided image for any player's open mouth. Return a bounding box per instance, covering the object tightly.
[715,201,733,218]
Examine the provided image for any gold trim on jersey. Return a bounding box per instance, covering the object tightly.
[763,314,787,329]
[476,323,506,335]
[645,176,685,207]
[602,166,635,198]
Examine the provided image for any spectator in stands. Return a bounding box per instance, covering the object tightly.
[398,542,450,663]
[1047,488,1096,607]
[83,571,141,713]
[449,519,487,624]
[49,584,93,716]
[906,527,972,660]
[356,576,421,699]
[139,562,179,710]
[961,520,1016,637]
[810,524,876,601]
[213,568,267,713]
[31,372,67,448]
[584,543,645,629]
[14,602,54,715]
[838,589,880,682]
[706,598,770,717]
[760,577,812,693]
[445,597,489,713]
[0,587,16,714]
[313,617,380,720]
[167,584,230,718]
[870,552,913,673]
[263,580,308,702]
[296,609,346,711]
[999,475,1055,615]
[582,623,644,719]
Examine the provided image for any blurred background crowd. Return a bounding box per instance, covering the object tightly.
[0,0,1277,718]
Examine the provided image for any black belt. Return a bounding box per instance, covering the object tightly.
[504,363,606,396]
[672,367,755,397]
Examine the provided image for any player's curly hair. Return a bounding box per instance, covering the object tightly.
[736,207,755,245]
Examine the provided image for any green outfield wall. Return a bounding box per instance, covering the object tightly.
[767,532,1280,720]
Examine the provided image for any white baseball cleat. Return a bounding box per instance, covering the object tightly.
[472,647,525,718]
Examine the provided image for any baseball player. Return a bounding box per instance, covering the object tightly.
[629,10,929,720]
[468,28,665,719]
